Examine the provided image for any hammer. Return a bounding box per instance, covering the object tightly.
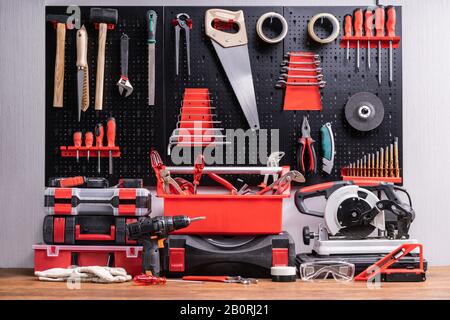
[46,14,73,108]
[90,8,118,111]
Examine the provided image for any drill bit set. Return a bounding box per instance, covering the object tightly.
[343,137,401,182]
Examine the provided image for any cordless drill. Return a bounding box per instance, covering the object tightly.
[126,215,205,276]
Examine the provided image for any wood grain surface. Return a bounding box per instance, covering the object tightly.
[1,267,449,300]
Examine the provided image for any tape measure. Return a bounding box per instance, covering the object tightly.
[256,12,288,44]
[271,266,297,282]
[307,13,340,44]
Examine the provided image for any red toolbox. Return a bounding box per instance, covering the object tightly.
[156,166,291,235]
[33,245,143,276]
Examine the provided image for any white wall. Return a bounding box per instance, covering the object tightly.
[1,0,449,267]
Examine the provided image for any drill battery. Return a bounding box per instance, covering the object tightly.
[44,187,151,216]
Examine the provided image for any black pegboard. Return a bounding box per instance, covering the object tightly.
[45,6,402,187]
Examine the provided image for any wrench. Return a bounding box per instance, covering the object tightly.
[117,33,133,97]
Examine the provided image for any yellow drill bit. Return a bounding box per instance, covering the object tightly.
[367,154,372,177]
[394,137,400,178]
[380,148,384,177]
[376,151,380,177]
[385,146,389,177]
[390,144,394,177]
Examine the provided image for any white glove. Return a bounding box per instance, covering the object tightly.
[35,266,132,283]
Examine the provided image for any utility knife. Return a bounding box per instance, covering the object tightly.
[320,122,335,174]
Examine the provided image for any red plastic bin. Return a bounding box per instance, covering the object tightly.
[157,166,291,235]
[33,245,143,276]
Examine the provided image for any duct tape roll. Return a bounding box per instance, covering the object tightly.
[307,13,340,44]
[271,266,297,282]
[256,12,288,44]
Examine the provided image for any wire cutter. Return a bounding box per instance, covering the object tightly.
[297,116,317,174]
[172,13,192,75]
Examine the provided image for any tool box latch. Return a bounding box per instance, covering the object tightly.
[272,248,289,267]
[169,248,185,272]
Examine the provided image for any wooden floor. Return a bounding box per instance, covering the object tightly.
[0,267,449,300]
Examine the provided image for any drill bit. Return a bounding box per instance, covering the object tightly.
[394,137,400,177]
[380,148,384,177]
[189,216,206,222]
[385,146,389,177]
[356,160,360,176]
[390,144,394,177]
[376,151,380,177]
[363,155,367,177]
[367,154,371,177]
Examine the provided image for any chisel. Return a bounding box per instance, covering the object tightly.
[147,10,157,106]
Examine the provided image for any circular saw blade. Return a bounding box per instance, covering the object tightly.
[345,92,384,131]
[324,185,380,237]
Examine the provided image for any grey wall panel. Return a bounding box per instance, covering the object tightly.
[1,0,449,267]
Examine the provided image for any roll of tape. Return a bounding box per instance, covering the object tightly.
[271,266,297,282]
[256,12,288,44]
[307,13,340,44]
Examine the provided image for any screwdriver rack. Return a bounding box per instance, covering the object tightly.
[60,146,121,158]
[340,37,401,49]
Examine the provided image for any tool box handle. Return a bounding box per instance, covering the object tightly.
[205,9,248,48]
[75,225,116,241]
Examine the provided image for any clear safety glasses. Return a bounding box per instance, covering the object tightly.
[299,261,355,282]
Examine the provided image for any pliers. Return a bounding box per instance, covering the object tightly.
[182,276,258,285]
[172,13,192,75]
[297,116,317,174]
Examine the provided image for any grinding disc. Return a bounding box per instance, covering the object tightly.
[345,92,385,131]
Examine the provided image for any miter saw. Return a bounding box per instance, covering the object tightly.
[294,180,417,255]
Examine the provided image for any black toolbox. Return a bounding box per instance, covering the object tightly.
[162,232,295,278]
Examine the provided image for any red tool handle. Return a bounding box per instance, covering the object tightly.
[364,9,373,37]
[182,276,228,282]
[375,6,385,37]
[344,15,352,37]
[73,131,82,147]
[193,154,205,187]
[95,123,104,147]
[386,6,396,37]
[59,176,85,188]
[353,9,363,37]
[207,173,237,194]
[85,131,93,148]
[107,117,116,147]
[75,225,115,241]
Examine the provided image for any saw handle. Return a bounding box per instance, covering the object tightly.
[76,26,88,68]
[205,9,248,48]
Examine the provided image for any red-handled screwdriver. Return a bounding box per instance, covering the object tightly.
[365,9,374,69]
[387,6,397,85]
[107,117,116,175]
[95,123,104,174]
[85,131,93,162]
[73,131,82,163]
[375,6,385,85]
[354,9,363,70]
[344,15,352,61]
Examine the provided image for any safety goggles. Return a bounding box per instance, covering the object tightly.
[299,261,355,282]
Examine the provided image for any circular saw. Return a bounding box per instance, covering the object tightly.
[324,185,385,238]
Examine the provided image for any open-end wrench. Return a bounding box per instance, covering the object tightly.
[117,33,133,97]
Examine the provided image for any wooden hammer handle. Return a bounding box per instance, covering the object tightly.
[95,23,107,111]
[53,23,66,108]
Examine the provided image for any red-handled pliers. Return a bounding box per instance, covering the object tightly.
[297,116,317,174]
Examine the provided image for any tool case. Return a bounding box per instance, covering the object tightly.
[44,187,151,216]
[43,215,139,245]
[33,245,143,276]
[296,253,428,280]
[162,232,295,278]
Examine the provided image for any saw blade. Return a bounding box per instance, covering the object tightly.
[345,92,384,131]
[211,40,260,130]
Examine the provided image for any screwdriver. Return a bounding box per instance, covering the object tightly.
[375,6,385,85]
[85,131,93,162]
[365,9,374,69]
[95,123,104,174]
[387,6,397,85]
[344,15,352,61]
[107,117,116,175]
[73,131,82,163]
[353,9,363,70]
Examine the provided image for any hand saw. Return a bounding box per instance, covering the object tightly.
[76,25,89,121]
[205,9,260,130]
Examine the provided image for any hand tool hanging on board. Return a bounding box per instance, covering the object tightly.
[375,6,385,86]
[46,14,74,108]
[353,9,363,70]
[345,92,384,131]
[386,6,397,86]
[117,33,133,97]
[73,131,82,163]
[76,25,89,121]
[90,8,118,111]
[147,10,157,106]
[85,131,93,162]
[205,9,260,130]
[320,123,335,174]
[344,15,352,61]
[173,13,192,76]
[95,123,104,173]
[297,116,317,175]
[365,9,374,69]
[107,118,116,175]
